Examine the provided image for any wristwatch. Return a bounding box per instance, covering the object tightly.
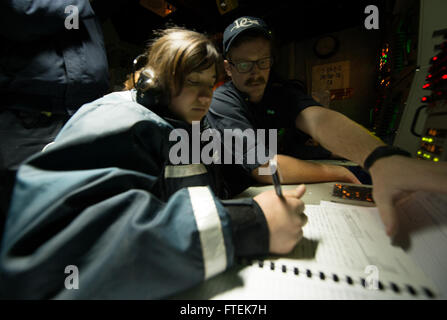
[363,146,411,172]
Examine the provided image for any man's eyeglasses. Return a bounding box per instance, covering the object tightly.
[228,57,273,73]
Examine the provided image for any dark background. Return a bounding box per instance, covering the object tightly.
[91,0,391,46]
[90,0,419,137]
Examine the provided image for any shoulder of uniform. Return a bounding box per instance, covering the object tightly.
[213,81,247,106]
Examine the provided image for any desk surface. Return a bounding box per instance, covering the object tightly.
[235,182,375,207]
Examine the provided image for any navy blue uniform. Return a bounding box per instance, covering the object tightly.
[0,0,110,235]
[207,76,373,185]
[0,0,109,114]
[0,91,269,299]
[207,75,329,176]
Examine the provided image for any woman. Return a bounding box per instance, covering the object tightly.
[0,28,306,299]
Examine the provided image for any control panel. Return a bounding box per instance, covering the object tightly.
[417,30,447,162]
[332,184,374,203]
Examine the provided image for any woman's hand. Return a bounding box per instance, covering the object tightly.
[254,185,307,254]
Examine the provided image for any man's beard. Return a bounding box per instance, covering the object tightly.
[245,76,266,86]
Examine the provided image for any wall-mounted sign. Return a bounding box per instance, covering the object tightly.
[312,61,352,101]
[312,61,350,91]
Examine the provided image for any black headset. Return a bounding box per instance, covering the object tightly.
[132,54,169,108]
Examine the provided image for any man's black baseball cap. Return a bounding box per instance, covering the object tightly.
[223,16,272,57]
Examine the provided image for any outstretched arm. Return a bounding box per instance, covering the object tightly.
[296,106,384,166]
[251,154,360,185]
[296,106,447,237]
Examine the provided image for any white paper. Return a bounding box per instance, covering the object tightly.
[175,201,441,300]
[261,205,439,297]
[392,191,447,296]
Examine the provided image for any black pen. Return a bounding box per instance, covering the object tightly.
[269,158,283,198]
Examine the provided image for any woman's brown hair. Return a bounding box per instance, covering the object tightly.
[124,27,222,98]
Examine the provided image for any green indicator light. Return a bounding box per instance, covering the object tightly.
[406,40,412,54]
[278,128,285,137]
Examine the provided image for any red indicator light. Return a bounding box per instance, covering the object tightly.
[422,97,428,102]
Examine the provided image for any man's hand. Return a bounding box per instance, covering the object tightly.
[369,156,447,237]
[294,106,447,238]
[254,185,307,254]
[326,164,361,184]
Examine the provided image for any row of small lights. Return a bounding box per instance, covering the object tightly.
[417,46,446,163]
[418,136,441,162]
[417,150,440,162]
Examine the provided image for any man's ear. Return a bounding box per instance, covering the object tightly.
[223,60,232,77]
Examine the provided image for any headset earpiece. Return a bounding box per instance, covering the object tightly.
[134,68,169,108]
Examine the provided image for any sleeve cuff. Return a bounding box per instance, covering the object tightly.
[221,198,269,257]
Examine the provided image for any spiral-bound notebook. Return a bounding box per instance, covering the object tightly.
[175,191,447,300]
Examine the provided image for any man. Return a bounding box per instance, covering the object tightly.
[207,16,447,237]
[0,0,110,234]
[208,17,363,188]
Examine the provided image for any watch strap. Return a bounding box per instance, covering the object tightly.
[364,146,411,172]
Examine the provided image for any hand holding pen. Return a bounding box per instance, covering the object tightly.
[269,157,308,225]
[269,157,284,198]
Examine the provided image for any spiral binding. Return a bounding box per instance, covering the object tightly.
[237,258,436,299]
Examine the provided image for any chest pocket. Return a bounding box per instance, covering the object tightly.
[163,164,213,197]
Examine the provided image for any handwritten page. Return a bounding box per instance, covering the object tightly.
[320,192,447,297]
[392,191,447,296]
[262,204,438,296]
[174,202,440,300]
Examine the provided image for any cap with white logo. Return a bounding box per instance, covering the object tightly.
[223,16,272,57]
